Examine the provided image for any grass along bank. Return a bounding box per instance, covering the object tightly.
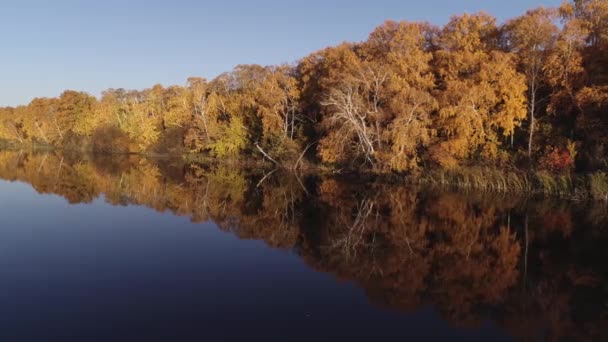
[418,167,608,201]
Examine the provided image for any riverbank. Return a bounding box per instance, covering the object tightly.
[1,144,607,201]
[416,167,608,201]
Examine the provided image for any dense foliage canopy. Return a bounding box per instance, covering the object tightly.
[1,0,607,173]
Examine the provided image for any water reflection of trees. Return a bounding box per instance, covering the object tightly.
[0,150,606,341]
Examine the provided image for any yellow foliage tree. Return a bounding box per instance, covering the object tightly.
[432,13,527,168]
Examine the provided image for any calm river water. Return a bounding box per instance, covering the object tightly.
[0,150,606,341]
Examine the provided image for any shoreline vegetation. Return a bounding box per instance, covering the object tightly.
[3,143,607,201]
[1,1,607,199]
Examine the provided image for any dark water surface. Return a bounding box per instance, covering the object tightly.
[0,151,606,341]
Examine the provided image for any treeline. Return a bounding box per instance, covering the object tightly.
[1,150,607,340]
[1,0,607,173]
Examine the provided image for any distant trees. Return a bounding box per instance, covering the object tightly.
[0,0,607,173]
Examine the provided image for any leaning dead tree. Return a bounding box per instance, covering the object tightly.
[321,84,378,166]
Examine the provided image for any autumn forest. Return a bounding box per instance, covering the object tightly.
[1,1,607,183]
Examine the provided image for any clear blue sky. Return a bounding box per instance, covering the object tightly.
[0,0,562,107]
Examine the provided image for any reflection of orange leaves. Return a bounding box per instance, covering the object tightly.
[427,193,469,225]
[490,227,521,287]
[314,182,524,326]
[365,254,431,311]
[3,150,608,340]
[540,210,573,238]
[318,178,348,205]
[567,268,600,287]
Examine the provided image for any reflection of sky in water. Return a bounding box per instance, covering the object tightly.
[0,179,508,341]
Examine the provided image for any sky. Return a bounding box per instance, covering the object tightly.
[0,0,562,107]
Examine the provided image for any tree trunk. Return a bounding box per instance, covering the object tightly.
[255,142,280,166]
[528,87,536,160]
[523,213,529,290]
[528,114,535,159]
